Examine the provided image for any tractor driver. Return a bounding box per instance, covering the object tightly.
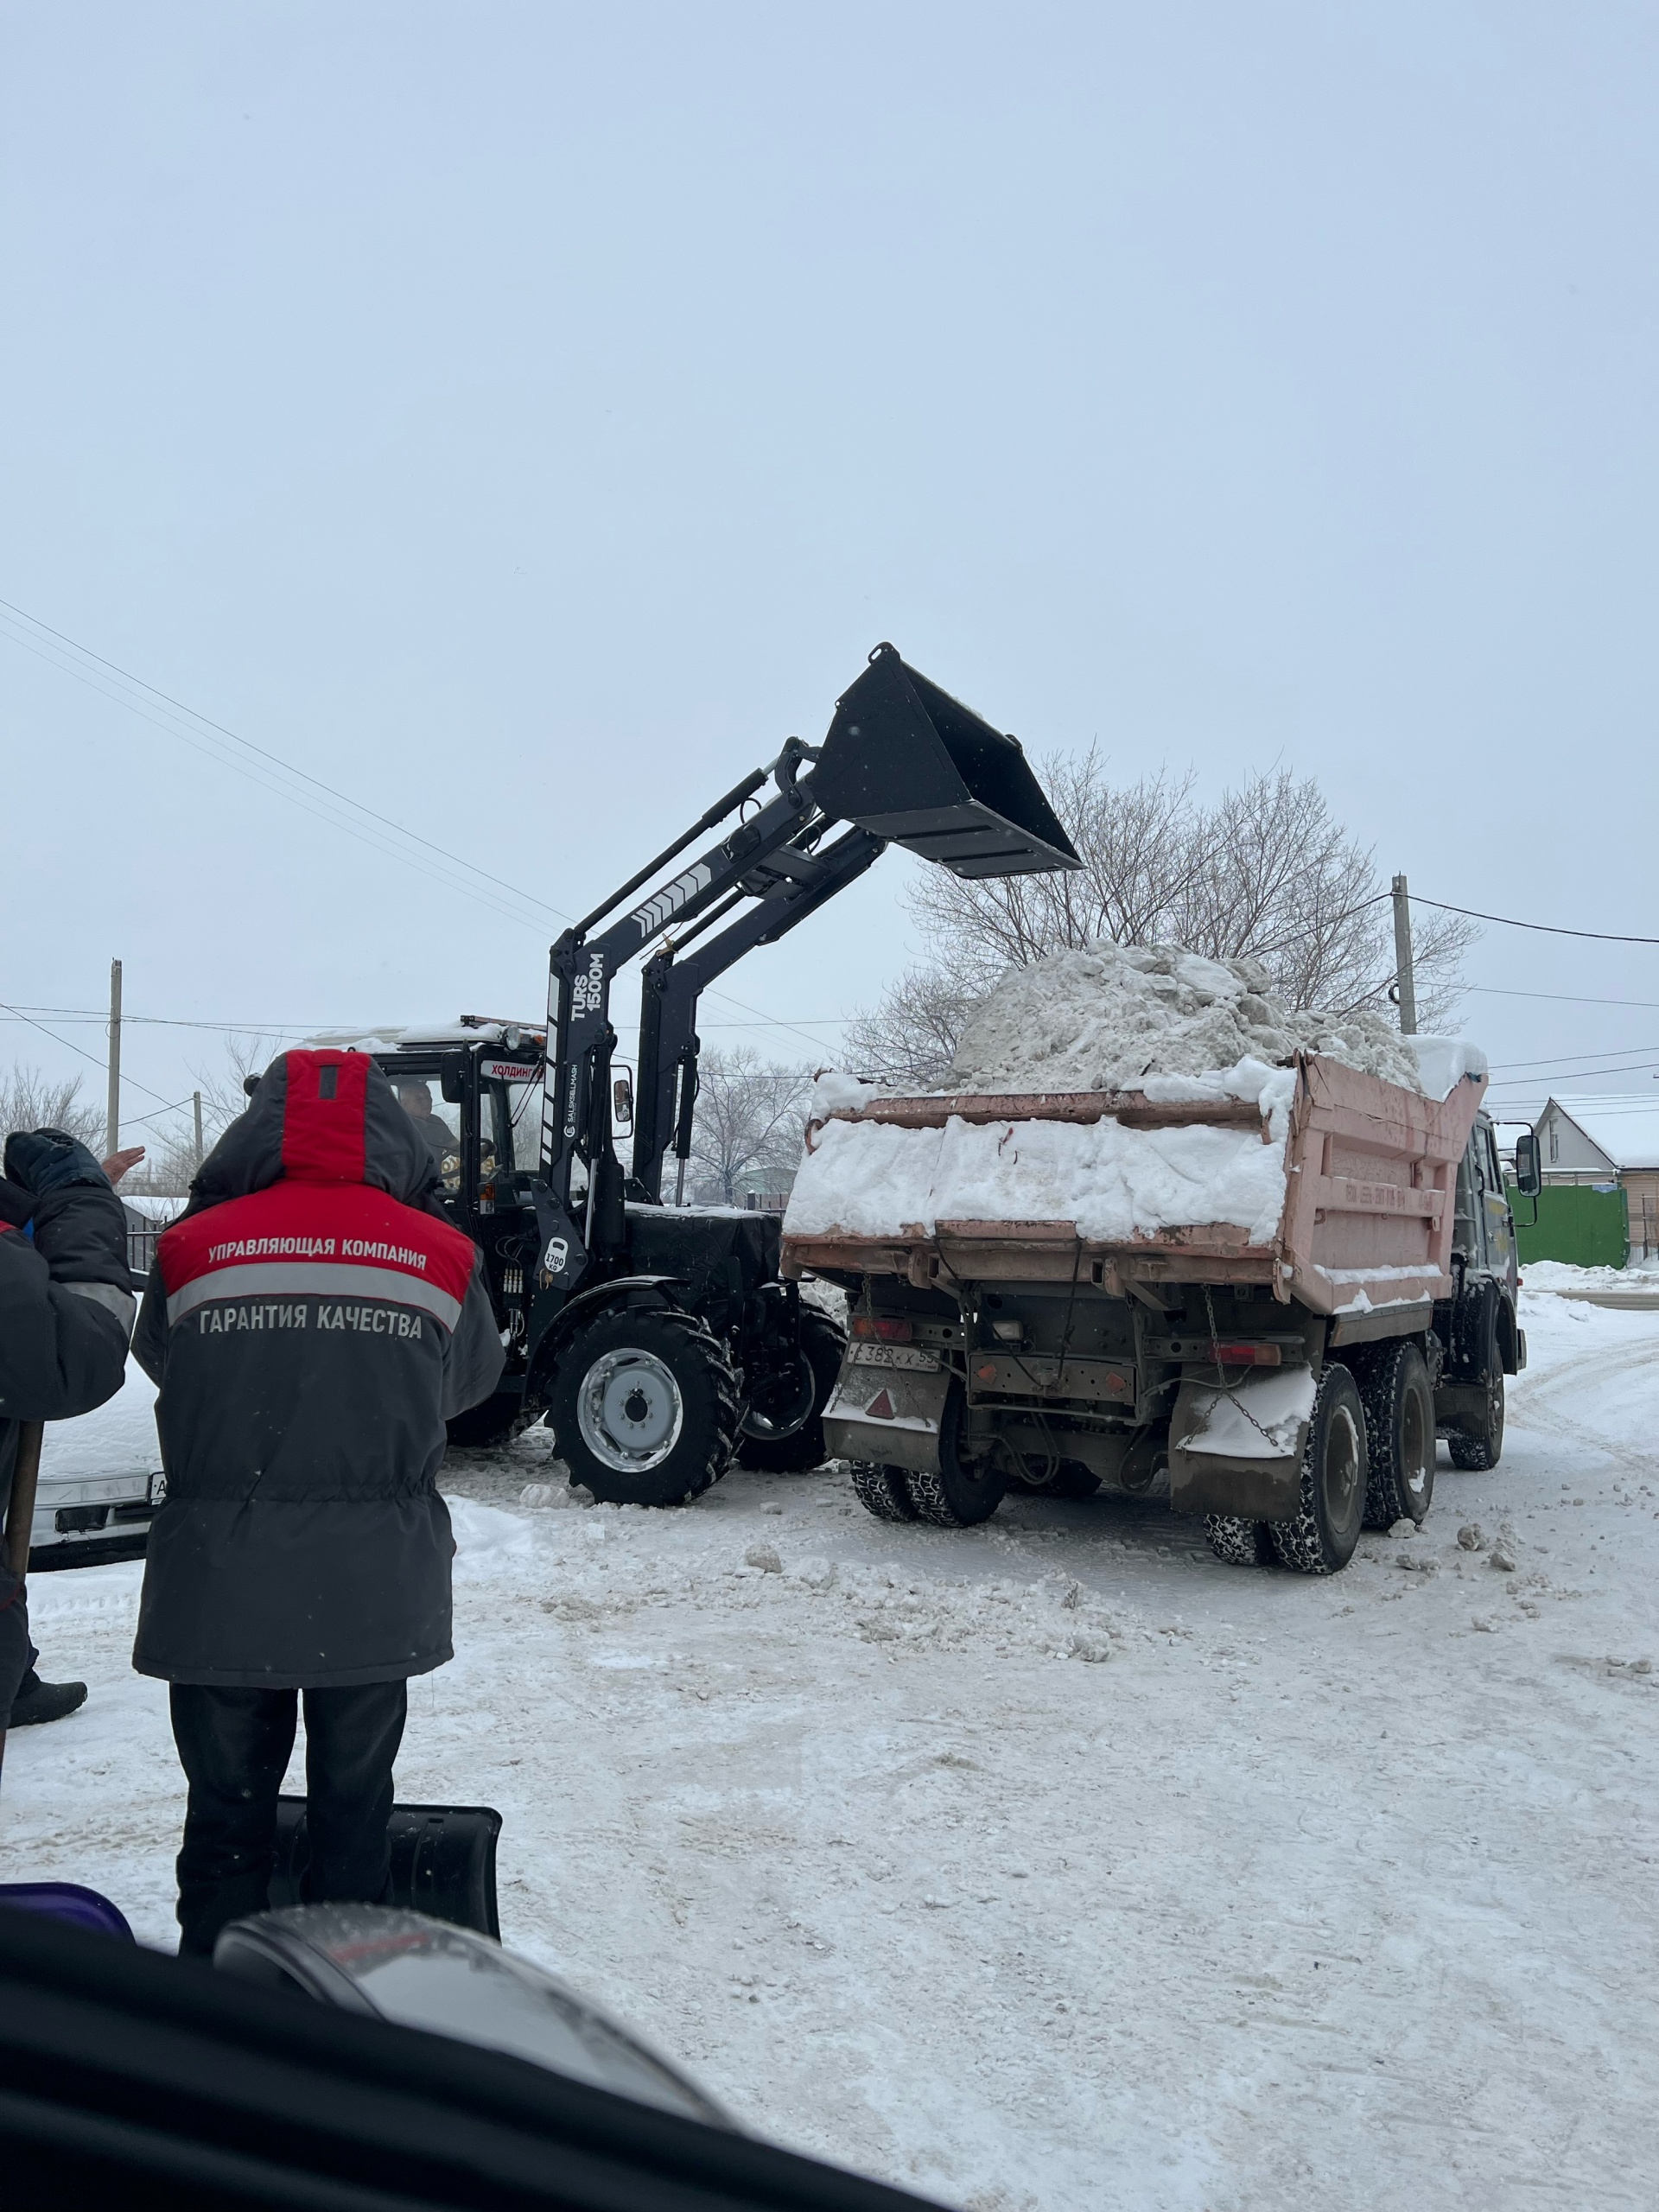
[397,1083,458,1179]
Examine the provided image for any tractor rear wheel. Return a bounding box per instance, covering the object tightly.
[738,1309,849,1474]
[549,1306,740,1507]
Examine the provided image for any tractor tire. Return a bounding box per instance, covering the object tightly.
[1204,1515,1274,1567]
[904,1386,1007,1529]
[1359,1340,1436,1527]
[548,1306,740,1507]
[1268,1363,1367,1577]
[851,1462,920,1522]
[445,1391,533,1452]
[1448,1362,1505,1471]
[738,1309,849,1474]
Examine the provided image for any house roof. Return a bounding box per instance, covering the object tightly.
[1541,1094,1659,1172]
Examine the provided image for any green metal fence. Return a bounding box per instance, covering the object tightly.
[1508,1182,1630,1269]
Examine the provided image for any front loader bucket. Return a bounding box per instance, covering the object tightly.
[810,643,1081,878]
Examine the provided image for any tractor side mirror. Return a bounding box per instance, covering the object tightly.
[1513,1129,1542,1198]
[612,1073,635,1135]
[439,1052,468,1106]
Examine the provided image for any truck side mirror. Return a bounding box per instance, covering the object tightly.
[1513,1130,1542,1198]
[439,1052,468,1106]
[613,1074,635,1135]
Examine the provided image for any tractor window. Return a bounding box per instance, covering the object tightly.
[393,1074,462,1192]
[505,1080,543,1171]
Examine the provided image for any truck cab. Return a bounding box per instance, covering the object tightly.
[1433,1109,1526,1470]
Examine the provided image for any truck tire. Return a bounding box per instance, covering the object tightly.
[904,1387,1007,1529]
[737,1310,849,1474]
[851,1462,919,1522]
[1268,1363,1366,1577]
[549,1307,740,1507]
[1447,1362,1504,1471]
[1359,1340,1435,1527]
[1204,1515,1274,1567]
[445,1391,532,1451]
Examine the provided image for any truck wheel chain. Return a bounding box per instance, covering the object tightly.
[1357,1339,1435,1528]
[1268,1363,1366,1576]
[850,1462,919,1522]
[1204,1515,1273,1567]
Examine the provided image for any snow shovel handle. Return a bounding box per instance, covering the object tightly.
[4,1421,44,1581]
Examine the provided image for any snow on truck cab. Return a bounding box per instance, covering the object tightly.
[783,1045,1531,1577]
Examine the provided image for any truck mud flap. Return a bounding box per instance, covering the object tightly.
[270,1799,501,1939]
[1166,1375,1309,1522]
[822,1360,950,1474]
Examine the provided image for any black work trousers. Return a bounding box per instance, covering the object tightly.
[169,1680,407,1957]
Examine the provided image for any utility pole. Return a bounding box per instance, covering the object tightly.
[193,1090,204,1168]
[1390,875,1417,1036]
[105,958,124,1154]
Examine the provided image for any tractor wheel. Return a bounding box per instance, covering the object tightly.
[738,1309,849,1474]
[549,1306,740,1507]
[1268,1363,1366,1577]
[1204,1515,1274,1567]
[904,1386,1007,1529]
[850,1462,919,1522]
[445,1391,532,1451]
[1359,1340,1436,1527]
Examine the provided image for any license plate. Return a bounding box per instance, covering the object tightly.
[846,1343,942,1374]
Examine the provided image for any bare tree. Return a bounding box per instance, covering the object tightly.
[686,1047,812,1205]
[846,754,1474,1084]
[0,1065,106,1147]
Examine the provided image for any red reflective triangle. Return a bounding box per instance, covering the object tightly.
[864,1388,895,1420]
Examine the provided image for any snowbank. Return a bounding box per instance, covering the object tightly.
[946,940,1425,1096]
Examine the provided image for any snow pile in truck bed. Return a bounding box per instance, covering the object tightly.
[785,939,1445,1246]
[787,1100,1295,1245]
[946,940,1425,1096]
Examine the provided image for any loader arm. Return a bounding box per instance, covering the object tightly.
[632,826,888,1202]
[528,643,1079,1301]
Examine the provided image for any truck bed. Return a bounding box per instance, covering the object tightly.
[781,1053,1486,1317]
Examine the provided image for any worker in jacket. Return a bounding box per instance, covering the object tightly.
[0,1130,137,1773]
[131,1049,505,1955]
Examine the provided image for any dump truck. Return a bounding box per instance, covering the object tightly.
[305,646,1078,1503]
[781,1047,1535,1573]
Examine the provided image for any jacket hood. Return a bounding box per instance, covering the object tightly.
[189,1051,439,1211]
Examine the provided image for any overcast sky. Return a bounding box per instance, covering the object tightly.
[4,2,1656,1147]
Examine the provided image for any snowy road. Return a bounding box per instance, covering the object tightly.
[6,1289,1657,2209]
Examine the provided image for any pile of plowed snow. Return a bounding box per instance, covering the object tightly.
[945,941,1424,1096]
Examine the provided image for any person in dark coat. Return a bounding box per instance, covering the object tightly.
[131,1048,505,1955]
[0,1130,137,1774]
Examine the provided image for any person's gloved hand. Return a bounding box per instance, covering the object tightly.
[3,1128,111,1195]
[0,1177,35,1229]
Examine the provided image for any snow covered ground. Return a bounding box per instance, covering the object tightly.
[6,1289,1658,2210]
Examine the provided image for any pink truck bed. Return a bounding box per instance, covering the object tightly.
[781,1053,1487,1315]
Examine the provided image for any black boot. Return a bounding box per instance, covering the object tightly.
[9,1670,88,1727]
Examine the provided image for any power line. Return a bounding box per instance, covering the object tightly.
[0,997,182,1109]
[1489,1041,1659,1073]
[0,599,850,1060]
[1466,984,1659,1012]
[0,597,569,932]
[1410,894,1659,946]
